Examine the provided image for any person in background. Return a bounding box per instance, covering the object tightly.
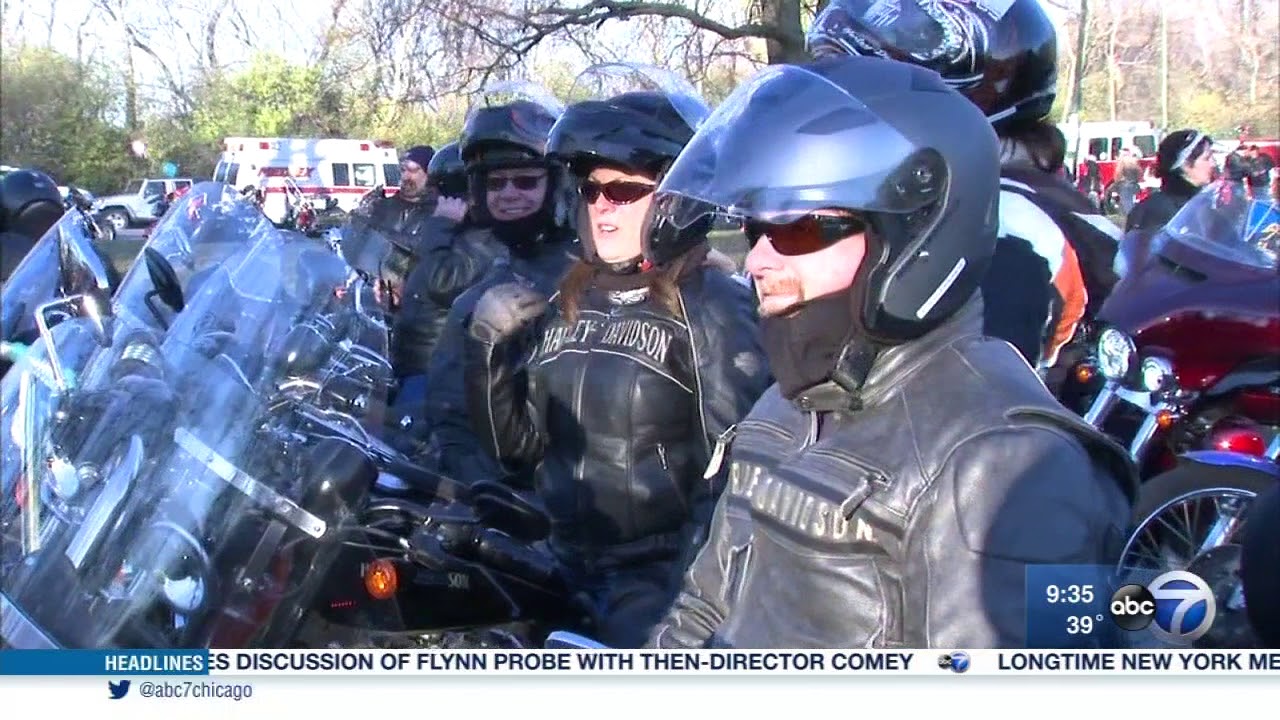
[387,139,475,418]
[463,81,769,648]
[1125,129,1216,234]
[1114,147,1142,216]
[645,54,1134,649]
[1244,145,1275,200]
[806,0,1120,376]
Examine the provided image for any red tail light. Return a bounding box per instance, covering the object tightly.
[360,143,370,151]
[1208,424,1269,457]
[259,141,270,150]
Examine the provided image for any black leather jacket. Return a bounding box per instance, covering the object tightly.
[413,234,579,482]
[649,300,1137,649]
[464,260,771,571]
[391,223,503,378]
[363,189,445,248]
[1125,177,1200,235]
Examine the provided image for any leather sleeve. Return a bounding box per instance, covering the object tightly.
[423,284,514,485]
[687,273,770,471]
[462,304,549,472]
[682,272,771,543]
[903,424,1131,648]
[423,232,507,308]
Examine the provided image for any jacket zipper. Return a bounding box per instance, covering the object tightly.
[801,412,819,450]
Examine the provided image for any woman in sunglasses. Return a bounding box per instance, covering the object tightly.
[462,77,769,648]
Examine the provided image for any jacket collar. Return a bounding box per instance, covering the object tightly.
[789,296,986,413]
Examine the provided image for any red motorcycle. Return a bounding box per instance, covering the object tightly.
[1061,181,1279,646]
[1063,180,1280,485]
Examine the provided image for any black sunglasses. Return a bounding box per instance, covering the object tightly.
[485,174,545,192]
[744,214,868,256]
[579,179,656,205]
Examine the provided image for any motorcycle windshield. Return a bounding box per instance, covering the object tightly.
[111,182,275,333]
[1157,180,1279,272]
[335,210,421,292]
[1,208,112,345]
[0,212,396,648]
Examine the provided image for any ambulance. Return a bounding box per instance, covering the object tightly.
[212,137,402,224]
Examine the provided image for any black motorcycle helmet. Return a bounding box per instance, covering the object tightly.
[427,141,468,198]
[805,0,1057,133]
[653,55,1000,344]
[459,99,568,236]
[1,168,66,281]
[548,90,710,266]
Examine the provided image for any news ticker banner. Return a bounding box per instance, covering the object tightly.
[1,649,1279,677]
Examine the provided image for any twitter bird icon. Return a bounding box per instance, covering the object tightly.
[108,680,131,699]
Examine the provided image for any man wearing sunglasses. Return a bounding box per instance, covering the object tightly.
[646,56,1135,649]
[393,98,578,481]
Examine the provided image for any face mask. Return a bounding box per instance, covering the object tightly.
[759,290,854,400]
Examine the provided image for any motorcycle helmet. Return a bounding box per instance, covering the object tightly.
[548,63,712,266]
[460,99,559,170]
[0,168,64,236]
[653,55,1000,344]
[428,141,468,198]
[459,82,573,242]
[805,0,1057,132]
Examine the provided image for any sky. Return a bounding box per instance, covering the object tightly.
[1,0,1071,95]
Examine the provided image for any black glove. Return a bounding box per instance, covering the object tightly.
[468,282,548,344]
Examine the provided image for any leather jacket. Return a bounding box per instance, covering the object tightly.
[464,259,772,572]
[649,299,1137,649]
[412,234,579,483]
[391,223,504,378]
[363,189,445,250]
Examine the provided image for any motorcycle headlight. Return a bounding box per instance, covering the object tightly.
[1096,328,1136,381]
[1140,357,1175,393]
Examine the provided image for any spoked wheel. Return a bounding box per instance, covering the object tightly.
[1118,461,1276,648]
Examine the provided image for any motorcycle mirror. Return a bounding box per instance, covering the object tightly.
[34,296,83,392]
[544,631,610,650]
[143,247,185,313]
[468,480,551,543]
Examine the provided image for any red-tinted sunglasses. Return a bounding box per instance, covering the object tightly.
[579,179,656,205]
[485,174,545,192]
[744,214,868,256]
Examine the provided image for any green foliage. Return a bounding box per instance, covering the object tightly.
[0,45,135,191]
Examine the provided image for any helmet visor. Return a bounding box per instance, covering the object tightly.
[653,63,944,232]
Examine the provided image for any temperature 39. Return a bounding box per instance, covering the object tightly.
[1066,614,1106,635]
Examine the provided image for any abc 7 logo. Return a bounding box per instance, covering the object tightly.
[1108,570,1217,644]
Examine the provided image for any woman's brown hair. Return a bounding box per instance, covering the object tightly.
[556,243,708,324]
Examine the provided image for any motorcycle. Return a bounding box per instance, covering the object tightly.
[301,473,589,649]
[1117,436,1279,648]
[0,182,398,648]
[1060,180,1280,484]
